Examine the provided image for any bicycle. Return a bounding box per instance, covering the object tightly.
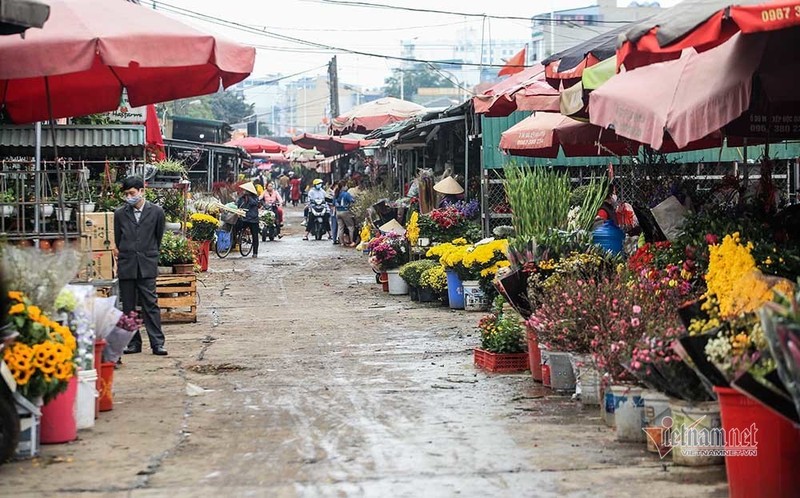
[214,212,253,258]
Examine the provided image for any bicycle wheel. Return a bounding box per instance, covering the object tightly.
[215,228,232,258]
[239,227,253,256]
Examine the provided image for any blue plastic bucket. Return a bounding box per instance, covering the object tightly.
[216,229,231,252]
[445,270,464,309]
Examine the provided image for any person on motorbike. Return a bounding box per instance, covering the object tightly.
[303,179,331,241]
[259,181,284,231]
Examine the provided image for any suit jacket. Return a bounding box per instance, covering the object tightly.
[114,201,166,279]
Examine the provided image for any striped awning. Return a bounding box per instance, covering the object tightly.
[0,124,145,157]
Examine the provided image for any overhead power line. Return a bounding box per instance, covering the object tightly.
[301,0,640,25]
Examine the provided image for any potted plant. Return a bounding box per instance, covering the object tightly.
[187,212,219,272]
[419,264,447,304]
[159,231,195,274]
[474,303,528,373]
[153,159,187,181]
[367,232,410,295]
[398,259,437,302]
[0,189,16,217]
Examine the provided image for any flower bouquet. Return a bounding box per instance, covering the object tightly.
[367,232,409,271]
[258,209,276,228]
[418,206,481,243]
[3,291,77,403]
[103,311,143,364]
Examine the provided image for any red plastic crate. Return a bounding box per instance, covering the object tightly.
[473,348,530,373]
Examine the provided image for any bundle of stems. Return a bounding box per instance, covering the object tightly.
[504,165,571,239]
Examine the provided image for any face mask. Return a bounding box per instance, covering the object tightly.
[611,194,618,203]
[126,195,142,206]
[314,185,322,190]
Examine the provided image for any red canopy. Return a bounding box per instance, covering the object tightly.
[330,97,425,135]
[590,33,765,150]
[292,132,374,156]
[472,64,560,117]
[499,112,639,158]
[225,137,287,154]
[0,0,255,124]
[618,0,800,70]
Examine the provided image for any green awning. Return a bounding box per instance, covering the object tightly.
[0,124,145,158]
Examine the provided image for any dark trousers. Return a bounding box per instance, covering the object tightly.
[120,275,165,350]
[239,221,259,256]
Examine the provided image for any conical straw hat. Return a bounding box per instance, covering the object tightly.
[379,219,407,235]
[433,176,464,195]
[240,181,258,195]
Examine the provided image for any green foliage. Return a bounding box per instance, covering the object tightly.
[147,188,185,223]
[160,91,255,124]
[398,259,438,287]
[382,64,452,99]
[94,182,124,212]
[154,160,187,175]
[479,311,526,354]
[159,231,195,266]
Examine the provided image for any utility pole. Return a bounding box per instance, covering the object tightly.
[328,56,340,123]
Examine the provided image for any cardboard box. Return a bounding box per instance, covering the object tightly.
[77,250,116,281]
[77,212,116,251]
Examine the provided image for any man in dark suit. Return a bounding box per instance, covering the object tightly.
[113,176,168,356]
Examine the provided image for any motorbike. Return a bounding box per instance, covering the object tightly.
[306,198,331,240]
[260,203,281,242]
[0,325,20,464]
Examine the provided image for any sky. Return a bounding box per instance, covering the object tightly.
[147,0,681,91]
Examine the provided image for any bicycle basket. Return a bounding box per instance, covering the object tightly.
[221,211,239,225]
[216,229,232,252]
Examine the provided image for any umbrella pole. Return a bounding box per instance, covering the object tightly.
[45,76,69,243]
[34,122,42,248]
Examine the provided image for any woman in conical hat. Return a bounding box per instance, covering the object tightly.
[236,182,261,257]
[433,176,464,208]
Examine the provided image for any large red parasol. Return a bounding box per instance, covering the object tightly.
[618,0,800,70]
[590,32,775,150]
[0,0,255,124]
[225,137,287,154]
[499,112,639,158]
[291,132,374,157]
[330,97,425,135]
[472,64,560,117]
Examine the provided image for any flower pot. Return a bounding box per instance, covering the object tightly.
[463,280,489,312]
[445,270,464,309]
[173,263,194,274]
[409,286,419,301]
[386,269,408,295]
[93,339,106,418]
[39,204,54,217]
[418,287,437,302]
[715,386,800,497]
[525,328,542,382]
[40,376,78,444]
[0,205,15,217]
[194,240,211,272]
[668,398,724,466]
[571,354,600,405]
[473,348,529,373]
[55,206,73,222]
[641,390,671,453]
[439,290,449,306]
[540,347,551,387]
[99,361,116,412]
[158,265,173,275]
[165,221,182,232]
[548,351,576,392]
[76,369,97,430]
[78,202,96,213]
[609,385,645,442]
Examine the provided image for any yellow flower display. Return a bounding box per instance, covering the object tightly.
[5,290,77,402]
[405,212,420,246]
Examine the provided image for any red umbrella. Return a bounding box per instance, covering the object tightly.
[618,0,800,70]
[291,132,374,156]
[589,32,769,150]
[225,137,288,154]
[472,64,560,117]
[499,112,639,158]
[0,0,255,124]
[330,97,425,135]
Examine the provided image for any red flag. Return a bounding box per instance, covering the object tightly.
[498,47,527,77]
[145,104,166,161]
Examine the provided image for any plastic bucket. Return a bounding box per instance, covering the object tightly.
[548,352,576,392]
[715,386,800,498]
[379,272,389,292]
[76,369,98,430]
[571,355,600,406]
[445,270,464,309]
[642,390,671,453]
[93,339,106,417]
[602,387,615,427]
[610,385,645,442]
[40,376,78,444]
[526,330,542,382]
[462,280,489,311]
[99,362,115,412]
[540,347,551,387]
[386,269,409,295]
[668,399,724,466]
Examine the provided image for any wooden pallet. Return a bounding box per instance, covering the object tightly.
[156,274,197,323]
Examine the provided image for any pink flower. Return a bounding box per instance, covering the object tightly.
[632,305,641,314]
[631,318,640,327]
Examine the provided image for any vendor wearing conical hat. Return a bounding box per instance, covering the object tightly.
[433,176,464,208]
[236,181,261,258]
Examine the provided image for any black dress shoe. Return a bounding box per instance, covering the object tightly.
[124,344,142,354]
[152,345,168,356]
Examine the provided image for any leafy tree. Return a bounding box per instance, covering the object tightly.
[382,64,453,99]
[159,91,254,124]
